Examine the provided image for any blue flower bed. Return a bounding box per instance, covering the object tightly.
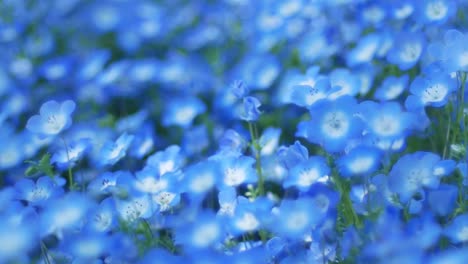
[0,0,467,263]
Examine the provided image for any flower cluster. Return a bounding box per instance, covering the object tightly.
[0,0,468,263]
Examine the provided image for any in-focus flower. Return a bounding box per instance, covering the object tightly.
[26,100,76,137]
[240,96,262,122]
[388,152,454,203]
[298,96,362,153]
[405,71,457,110]
[98,133,134,166]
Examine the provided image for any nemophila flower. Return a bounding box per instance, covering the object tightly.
[231,53,280,90]
[374,74,409,101]
[146,145,184,176]
[51,138,91,169]
[61,231,111,260]
[115,193,155,222]
[76,49,111,82]
[389,2,414,20]
[283,156,330,191]
[40,192,93,238]
[432,30,468,72]
[359,100,416,143]
[405,71,457,110]
[413,0,455,25]
[337,146,381,177]
[39,56,73,81]
[230,79,249,99]
[346,33,381,67]
[175,211,223,250]
[258,127,281,156]
[241,96,262,122]
[183,125,209,155]
[228,197,272,235]
[298,30,339,64]
[98,132,134,167]
[272,197,326,240]
[444,213,468,243]
[406,214,441,249]
[429,248,468,264]
[217,187,237,217]
[182,161,220,201]
[87,197,116,233]
[162,96,206,128]
[328,68,361,99]
[87,171,120,196]
[116,110,149,133]
[128,59,160,84]
[216,129,247,157]
[388,152,454,203]
[219,155,257,187]
[355,64,376,96]
[152,183,181,212]
[290,74,330,108]
[276,141,309,170]
[0,135,26,170]
[129,123,155,158]
[298,96,362,153]
[427,184,458,217]
[0,217,37,263]
[26,100,76,138]
[386,32,425,70]
[14,176,64,206]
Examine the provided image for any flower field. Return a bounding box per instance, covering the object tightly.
[0,0,467,263]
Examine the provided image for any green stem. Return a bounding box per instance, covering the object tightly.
[60,136,74,190]
[40,241,52,264]
[248,122,264,196]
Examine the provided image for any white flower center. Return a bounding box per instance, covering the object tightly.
[321,111,349,138]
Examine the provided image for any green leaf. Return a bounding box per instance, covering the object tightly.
[24,153,55,178]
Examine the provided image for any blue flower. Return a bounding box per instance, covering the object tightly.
[283,156,330,190]
[405,71,457,110]
[346,33,381,67]
[388,152,450,203]
[444,213,468,243]
[182,160,220,200]
[39,56,73,81]
[374,74,409,101]
[26,100,76,137]
[298,96,362,153]
[219,156,257,187]
[337,146,381,177]
[290,71,330,108]
[86,197,116,233]
[386,32,425,70]
[230,80,249,99]
[175,211,223,250]
[115,194,155,222]
[40,192,93,238]
[276,141,309,170]
[241,96,262,122]
[272,197,327,239]
[146,145,184,176]
[98,133,134,167]
[427,184,458,217]
[14,176,64,206]
[413,0,455,25]
[358,100,416,145]
[162,97,206,128]
[51,138,91,170]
